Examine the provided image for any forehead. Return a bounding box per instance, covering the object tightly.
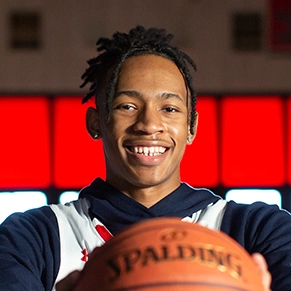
[117,55,187,96]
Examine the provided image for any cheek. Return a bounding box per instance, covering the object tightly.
[100,118,126,148]
[170,118,189,139]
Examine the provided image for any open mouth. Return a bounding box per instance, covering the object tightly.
[127,146,168,156]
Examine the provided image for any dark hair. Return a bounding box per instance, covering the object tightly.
[80,26,198,134]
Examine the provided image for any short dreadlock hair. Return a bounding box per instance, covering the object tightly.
[80,26,198,134]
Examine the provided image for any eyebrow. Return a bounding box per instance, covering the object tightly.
[116,90,184,103]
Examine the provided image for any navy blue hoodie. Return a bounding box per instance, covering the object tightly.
[0,178,291,290]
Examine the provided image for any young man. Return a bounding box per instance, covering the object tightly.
[0,26,288,291]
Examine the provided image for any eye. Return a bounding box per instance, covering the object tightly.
[123,104,135,110]
[163,106,178,113]
[114,104,136,111]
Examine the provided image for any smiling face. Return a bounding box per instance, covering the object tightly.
[87,54,196,203]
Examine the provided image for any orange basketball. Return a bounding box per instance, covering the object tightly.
[74,218,264,291]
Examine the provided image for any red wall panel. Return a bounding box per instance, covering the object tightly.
[221,96,284,187]
[288,97,291,184]
[180,96,218,187]
[0,96,50,189]
[53,96,105,188]
[1,95,288,190]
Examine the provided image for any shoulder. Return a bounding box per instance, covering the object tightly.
[0,206,61,290]
[223,201,291,290]
[224,200,290,224]
[1,205,59,234]
[0,205,60,257]
[50,198,91,220]
[222,201,291,248]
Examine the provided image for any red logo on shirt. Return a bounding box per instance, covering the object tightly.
[95,224,113,242]
[80,224,113,262]
[81,248,89,262]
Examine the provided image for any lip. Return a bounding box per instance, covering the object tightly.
[124,139,171,148]
[126,147,169,165]
[124,140,171,166]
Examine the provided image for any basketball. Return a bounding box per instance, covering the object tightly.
[74,218,264,291]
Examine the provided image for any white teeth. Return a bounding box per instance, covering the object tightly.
[131,146,166,156]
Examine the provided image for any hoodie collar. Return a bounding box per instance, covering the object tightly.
[79,178,220,234]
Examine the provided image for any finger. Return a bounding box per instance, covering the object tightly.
[55,270,80,291]
[252,253,272,291]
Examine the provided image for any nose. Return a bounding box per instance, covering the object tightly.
[133,106,165,134]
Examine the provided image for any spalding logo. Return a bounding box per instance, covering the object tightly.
[105,229,242,283]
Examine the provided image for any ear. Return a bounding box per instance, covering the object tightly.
[187,112,199,145]
[86,107,101,139]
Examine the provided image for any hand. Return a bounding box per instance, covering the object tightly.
[252,253,272,291]
[55,270,80,291]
